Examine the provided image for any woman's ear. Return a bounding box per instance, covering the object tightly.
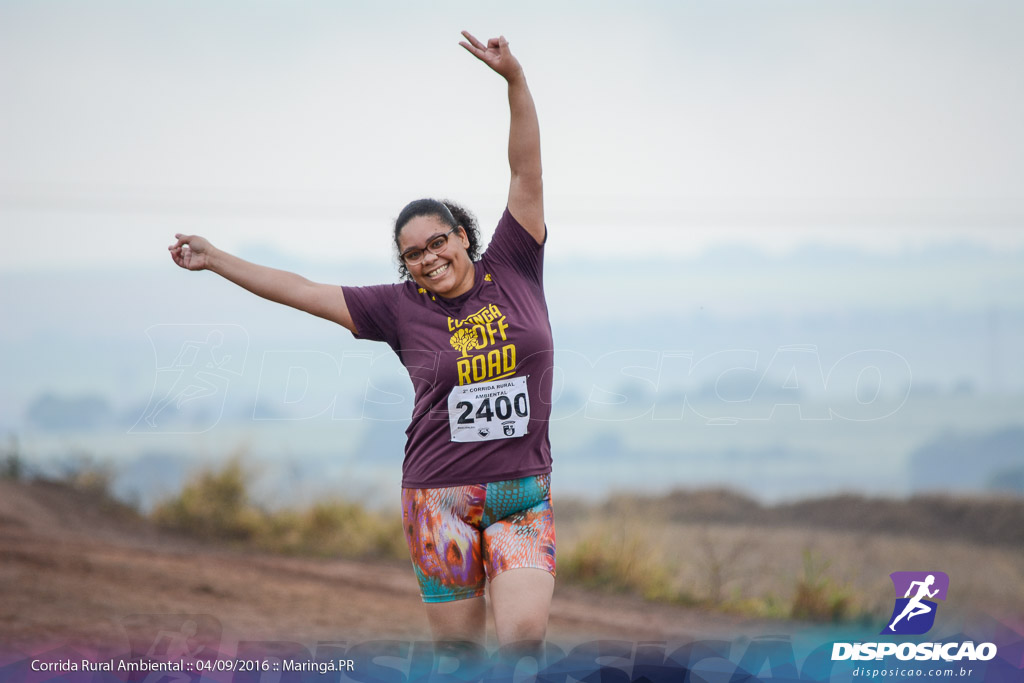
[458,225,470,248]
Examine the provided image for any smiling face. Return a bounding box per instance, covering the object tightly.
[397,214,476,298]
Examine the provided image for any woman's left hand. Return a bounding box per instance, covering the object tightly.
[459,31,523,82]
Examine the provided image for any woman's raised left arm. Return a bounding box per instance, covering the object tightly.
[460,31,545,244]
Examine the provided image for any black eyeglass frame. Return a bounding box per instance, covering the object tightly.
[399,227,459,265]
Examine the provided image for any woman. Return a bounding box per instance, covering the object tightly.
[168,32,554,653]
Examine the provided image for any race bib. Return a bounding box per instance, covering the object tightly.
[448,376,530,443]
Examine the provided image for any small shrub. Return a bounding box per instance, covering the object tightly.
[151,458,407,561]
[790,549,850,622]
[259,501,406,560]
[55,453,117,500]
[151,458,262,540]
[694,526,752,605]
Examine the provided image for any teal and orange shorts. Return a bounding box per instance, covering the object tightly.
[401,473,556,603]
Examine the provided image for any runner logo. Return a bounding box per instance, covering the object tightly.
[833,570,997,662]
[131,324,248,434]
[882,571,949,635]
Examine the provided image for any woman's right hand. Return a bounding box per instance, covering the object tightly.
[169,233,214,271]
[167,232,356,332]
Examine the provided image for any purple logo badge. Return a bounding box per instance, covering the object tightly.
[881,571,949,635]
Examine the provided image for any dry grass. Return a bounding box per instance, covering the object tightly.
[557,522,696,604]
[556,490,1024,622]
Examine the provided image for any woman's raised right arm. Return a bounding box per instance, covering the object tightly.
[169,233,356,333]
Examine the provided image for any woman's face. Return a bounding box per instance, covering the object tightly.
[397,215,475,298]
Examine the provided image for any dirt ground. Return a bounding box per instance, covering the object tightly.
[0,479,787,656]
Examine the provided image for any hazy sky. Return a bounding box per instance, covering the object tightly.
[2,1,1023,271]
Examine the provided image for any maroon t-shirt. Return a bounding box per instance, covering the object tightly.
[342,208,553,488]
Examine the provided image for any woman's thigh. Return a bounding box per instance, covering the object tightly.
[422,595,488,643]
[489,568,555,645]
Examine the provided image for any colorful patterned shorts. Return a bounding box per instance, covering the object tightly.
[401,473,556,603]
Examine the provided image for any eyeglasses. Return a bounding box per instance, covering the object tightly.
[400,228,458,265]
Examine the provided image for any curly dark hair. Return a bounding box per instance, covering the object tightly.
[393,198,481,280]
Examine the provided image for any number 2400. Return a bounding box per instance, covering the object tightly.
[456,393,528,424]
